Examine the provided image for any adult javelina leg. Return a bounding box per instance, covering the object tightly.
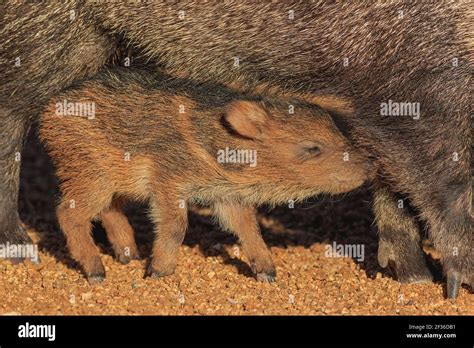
[0,1,114,258]
[356,68,472,298]
[373,184,432,283]
[0,109,31,252]
[89,1,473,296]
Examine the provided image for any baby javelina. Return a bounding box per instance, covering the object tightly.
[40,68,369,284]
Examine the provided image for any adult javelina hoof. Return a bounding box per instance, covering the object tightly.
[377,241,432,284]
[446,269,473,299]
[446,271,461,299]
[0,225,39,264]
[444,243,474,299]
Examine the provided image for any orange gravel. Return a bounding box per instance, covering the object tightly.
[0,129,471,315]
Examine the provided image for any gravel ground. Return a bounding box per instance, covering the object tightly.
[0,129,472,315]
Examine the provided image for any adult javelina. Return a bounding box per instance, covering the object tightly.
[1,2,115,253]
[1,2,472,298]
[39,68,368,283]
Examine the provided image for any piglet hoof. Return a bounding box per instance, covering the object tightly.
[116,251,140,265]
[145,264,175,279]
[256,270,276,283]
[117,254,131,265]
[446,271,461,299]
[85,257,106,284]
[87,273,106,285]
[250,261,276,283]
[114,246,140,265]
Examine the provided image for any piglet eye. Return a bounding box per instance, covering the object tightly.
[305,145,321,156]
[297,142,323,161]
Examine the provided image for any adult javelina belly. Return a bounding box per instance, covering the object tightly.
[89,1,474,297]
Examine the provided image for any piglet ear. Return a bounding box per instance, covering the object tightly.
[224,100,269,139]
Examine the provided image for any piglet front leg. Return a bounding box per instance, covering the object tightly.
[213,202,276,282]
[146,190,188,279]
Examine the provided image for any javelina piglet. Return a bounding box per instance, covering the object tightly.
[39,68,369,284]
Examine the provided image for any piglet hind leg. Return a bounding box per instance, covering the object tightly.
[213,202,276,282]
[146,192,188,279]
[99,197,139,264]
[373,184,433,284]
